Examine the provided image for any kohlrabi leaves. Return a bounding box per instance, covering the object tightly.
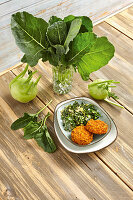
[79,16,93,32]
[24,121,41,139]
[54,45,65,56]
[11,12,48,66]
[64,18,82,53]
[47,21,67,45]
[47,50,60,66]
[34,113,56,153]
[11,101,57,152]
[77,37,115,80]
[11,12,115,80]
[64,15,93,33]
[34,126,56,153]
[67,32,96,64]
[48,16,62,25]
[11,113,37,130]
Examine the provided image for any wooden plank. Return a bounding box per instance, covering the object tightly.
[0,0,47,17]
[0,0,12,5]
[0,62,22,77]
[0,72,133,199]
[12,60,133,190]
[105,6,133,39]
[0,2,133,72]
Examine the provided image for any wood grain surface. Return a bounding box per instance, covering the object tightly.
[106,6,133,39]
[0,6,133,200]
[12,59,133,190]
[0,70,133,200]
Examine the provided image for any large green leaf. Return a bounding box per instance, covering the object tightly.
[77,37,115,80]
[47,21,67,45]
[64,15,93,33]
[24,121,41,139]
[34,126,56,153]
[48,16,62,25]
[11,12,49,66]
[11,113,37,130]
[67,32,96,64]
[54,45,65,56]
[64,18,82,53]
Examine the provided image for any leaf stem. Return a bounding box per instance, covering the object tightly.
[25,82,34,93]
[104,98,124,108]
[9,64,28,88]
[43,112,50,125]
[25,70,38,83]
[36,100,52,116]
[34,75,41,85]
[88,80,120,87]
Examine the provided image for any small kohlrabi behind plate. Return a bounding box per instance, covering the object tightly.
[88,79,124,108]
[9,64,41,103]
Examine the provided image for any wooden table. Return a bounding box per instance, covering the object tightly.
[0,7,133,200]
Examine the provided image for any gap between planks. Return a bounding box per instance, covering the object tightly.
[105,21,133,40]
[0,0,12,6]
[10,69,133,192]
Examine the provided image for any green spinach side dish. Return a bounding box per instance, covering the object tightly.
[61,101,101,131]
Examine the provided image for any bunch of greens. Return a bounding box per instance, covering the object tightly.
[11,100,56,153]
[61,101,101,131]
[88,79,124,108]
[11,12,115,80]
[9,64,41,103]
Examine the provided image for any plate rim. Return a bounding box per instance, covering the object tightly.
[55,97,112,146]
[54,97,118,153]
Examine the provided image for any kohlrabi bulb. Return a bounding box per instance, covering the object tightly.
[88,79,109,100]
[9,64,41,103]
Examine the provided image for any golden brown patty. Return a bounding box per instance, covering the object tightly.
[71,126,93,145]
[85,119,108,134]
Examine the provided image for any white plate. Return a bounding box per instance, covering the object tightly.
[54,97,118,153]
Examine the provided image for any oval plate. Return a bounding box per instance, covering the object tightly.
[54,97,118,153]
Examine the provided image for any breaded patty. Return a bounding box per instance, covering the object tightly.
[71,126,93,145]
[85,119,108,134]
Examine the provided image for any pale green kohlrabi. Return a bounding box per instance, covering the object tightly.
[9,64,41,103]
[88,79,124,108]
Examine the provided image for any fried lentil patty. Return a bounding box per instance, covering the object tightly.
[85,119,108,134]
[71,126,93,145]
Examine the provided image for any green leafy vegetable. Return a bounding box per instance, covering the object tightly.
[48,16,62,25]
[11,113,37,130]
[64,15,93,33]
[9,64,41,103]
[67,32,96,64]
[24,121,41,139]
[88,79,124,108]
[11,100,56,153]
[47,21,67,45]
[77,37,115,80]
[64,18,82,53]
[34,113,56,153]
[11,12,49,66]
[61,101,101,131]
[11,12,115,81]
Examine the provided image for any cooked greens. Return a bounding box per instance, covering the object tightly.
[61,101,101,131]
[11,12,115,80]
